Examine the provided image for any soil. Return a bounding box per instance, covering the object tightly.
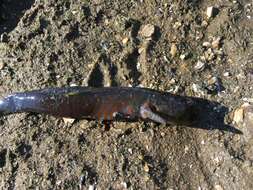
[0,0,253,189]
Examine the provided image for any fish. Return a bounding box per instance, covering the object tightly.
[0,86,197,125]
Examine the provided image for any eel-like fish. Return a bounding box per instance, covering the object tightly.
[0,87,197,125]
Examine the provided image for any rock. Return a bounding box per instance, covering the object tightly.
[207,76,218,85]
[203,41,211,47]
[206,6,219,18]
[88,185,95,190]
[139,24,155,38]
[173,21,182,29]
[180,53,189,60]
[143,162,149,172]
[70,83,78,87]
[0,33,8,43]
[223,72,231,77]
[205,48,215,61]
[63,117,75,124]
[206,76,224,94]
[233,103,253,125]
[0,61,5,70]
[122,37,129,45]
[194,60,206,71]
[170,43,177,58]
[212,37,222,49]
[233,103,253,140]
[192,83,205,97]
[233,106,244,124]
[244,108,253,124]
[214,184,224,190]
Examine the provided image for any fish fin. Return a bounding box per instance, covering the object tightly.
[101,120,112,131]
[140,104,166,124]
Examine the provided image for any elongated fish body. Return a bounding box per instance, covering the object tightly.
[0,87,196,124]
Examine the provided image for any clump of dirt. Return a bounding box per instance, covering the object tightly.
[0,0,253,189]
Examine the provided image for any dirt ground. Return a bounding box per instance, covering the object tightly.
[0,0,253,189]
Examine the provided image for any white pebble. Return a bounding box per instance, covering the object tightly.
[194,60,206,71]
[206,6,217,18]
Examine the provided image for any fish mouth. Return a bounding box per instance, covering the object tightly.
[139,101,197,125]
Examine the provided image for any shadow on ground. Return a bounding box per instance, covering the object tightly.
[0,0,35,34]
[184,97,242,134]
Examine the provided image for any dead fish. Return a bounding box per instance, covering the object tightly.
[0,87,197,126]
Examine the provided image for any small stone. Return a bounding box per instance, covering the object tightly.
[212,37,222,49]
[143,162,149,172]
[121,182,127,189]
[184,146,189,153]
[180,54,187,60]
[194,60,206,71]
[192,83,205,96]
[170,43,177,57]
[88,185,95,190]
[0,33,8,43]
[201,20,209,27]
[233,107,244,124]
[214,185,223,190]
[0,61,5,70]
[173,21,182,29]
[63,117,75,124]
[138,154,144,160]
[203,41,211,47]
[207,76,218,85]
[139,24,155,38]
[144,175,149,181]
[223,72,230,77]
[205,48,215,61]
[206,6,219,18]
[242,104,253,139]
[233,103,253,140]
[70,83,78,87]
[122,37,129,45]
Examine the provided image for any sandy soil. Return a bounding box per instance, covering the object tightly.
[0,0,253,189]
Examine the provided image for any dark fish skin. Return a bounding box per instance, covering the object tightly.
[0,87,197,125]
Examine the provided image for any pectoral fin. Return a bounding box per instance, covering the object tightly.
[140,104,166,124]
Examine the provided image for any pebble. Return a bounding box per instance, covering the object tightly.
[0,33,8,43]
[233,106,244,124]
[88,185,95,190]
[206,6,218,18]
[192,83,205,96]
[173,21,182,29]
[63,117,75,124]
[143,162,149,172]
[139,24,155,38]
[194,60,206,71]
[180,53,188,60]
[205,48,215,61]
[122,37,129,45]
[170,43,177,58]
[203,41,211,47]
[121,182,127,189]
[233,103,252,125]
[207,76,218,85]
[233,103,253,140]
[223,72,231,77]
[212,37,222,49]
[70,83,78,87]
[214,185,224,190]
[0,61,5,70]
